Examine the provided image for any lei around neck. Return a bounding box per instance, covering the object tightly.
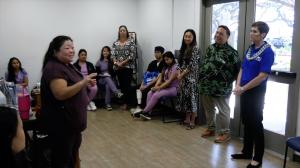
[246,42,270,61]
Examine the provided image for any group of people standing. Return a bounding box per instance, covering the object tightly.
[1,21,273,168]
[132,21,273,168]
[196,21,273,168]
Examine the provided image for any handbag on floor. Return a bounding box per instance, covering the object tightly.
[18,87,30,120]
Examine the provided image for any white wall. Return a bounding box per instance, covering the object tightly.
[0,0,201,88]
[173,0,200,50]
[136,0,173,74]
[0,0,137,89]
[136,0,201,76]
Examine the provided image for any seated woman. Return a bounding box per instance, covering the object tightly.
[95,46,123,110]
[131,46,165,114]
[5,57,29,101]
[0,106,27,168]
[133,51,179,120]
[74,49,98,111]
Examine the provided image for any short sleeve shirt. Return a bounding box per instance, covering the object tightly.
[163,64,179,88]
[5,69,28,84]
[41,60,89,133]
[241,42,275,86]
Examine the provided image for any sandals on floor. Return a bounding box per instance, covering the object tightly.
[186,124,195,130]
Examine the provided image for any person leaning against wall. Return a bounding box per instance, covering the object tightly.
[231,21,274,168]
[111,25,136,111]
[199,25,240,143]
[40,35,97,168]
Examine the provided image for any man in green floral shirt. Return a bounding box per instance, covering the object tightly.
[199,25,240,143]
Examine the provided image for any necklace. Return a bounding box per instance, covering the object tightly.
[246,42,270,61]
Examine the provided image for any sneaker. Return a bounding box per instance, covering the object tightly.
[140,113,151,120]
[130,107,142,115]
[89,101,97,111]
[87,104,92,111]
[132,110,143,118]
[116,92,123,98]
[106,105,112,111]
[130,108,136,113]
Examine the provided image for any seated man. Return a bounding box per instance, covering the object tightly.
[131,46,165,114]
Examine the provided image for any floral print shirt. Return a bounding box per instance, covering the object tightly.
[111,39,136,69]
[199,43,240,97]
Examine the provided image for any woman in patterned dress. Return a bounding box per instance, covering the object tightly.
[177,29,201,130]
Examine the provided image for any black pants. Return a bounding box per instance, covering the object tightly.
[117,68,134,105]
[48,131,82,168]
[241,84,266,163]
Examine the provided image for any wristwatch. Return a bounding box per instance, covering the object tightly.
[241,87,244,91]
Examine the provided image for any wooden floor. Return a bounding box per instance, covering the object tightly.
[79,107,300,168]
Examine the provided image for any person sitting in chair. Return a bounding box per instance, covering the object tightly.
[131,46,165,114]
[95,46,123,110]
[133,51,179,120]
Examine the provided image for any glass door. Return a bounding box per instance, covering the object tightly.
[254,0,296,154]
[204,0,298,154]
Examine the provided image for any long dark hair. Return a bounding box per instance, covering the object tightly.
[0,106,18,166]
[7,57,24,83]
[179,29,197,66]
[98,46,114,75]
[75,49,87,64]
[100,46,111,61]
[78,49,87,57]
[118,25,129,40]
[42,35,73,69]
[162,51,176,80]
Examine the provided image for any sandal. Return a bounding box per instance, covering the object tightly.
[186,124,195,130]
[214,133,231,143]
